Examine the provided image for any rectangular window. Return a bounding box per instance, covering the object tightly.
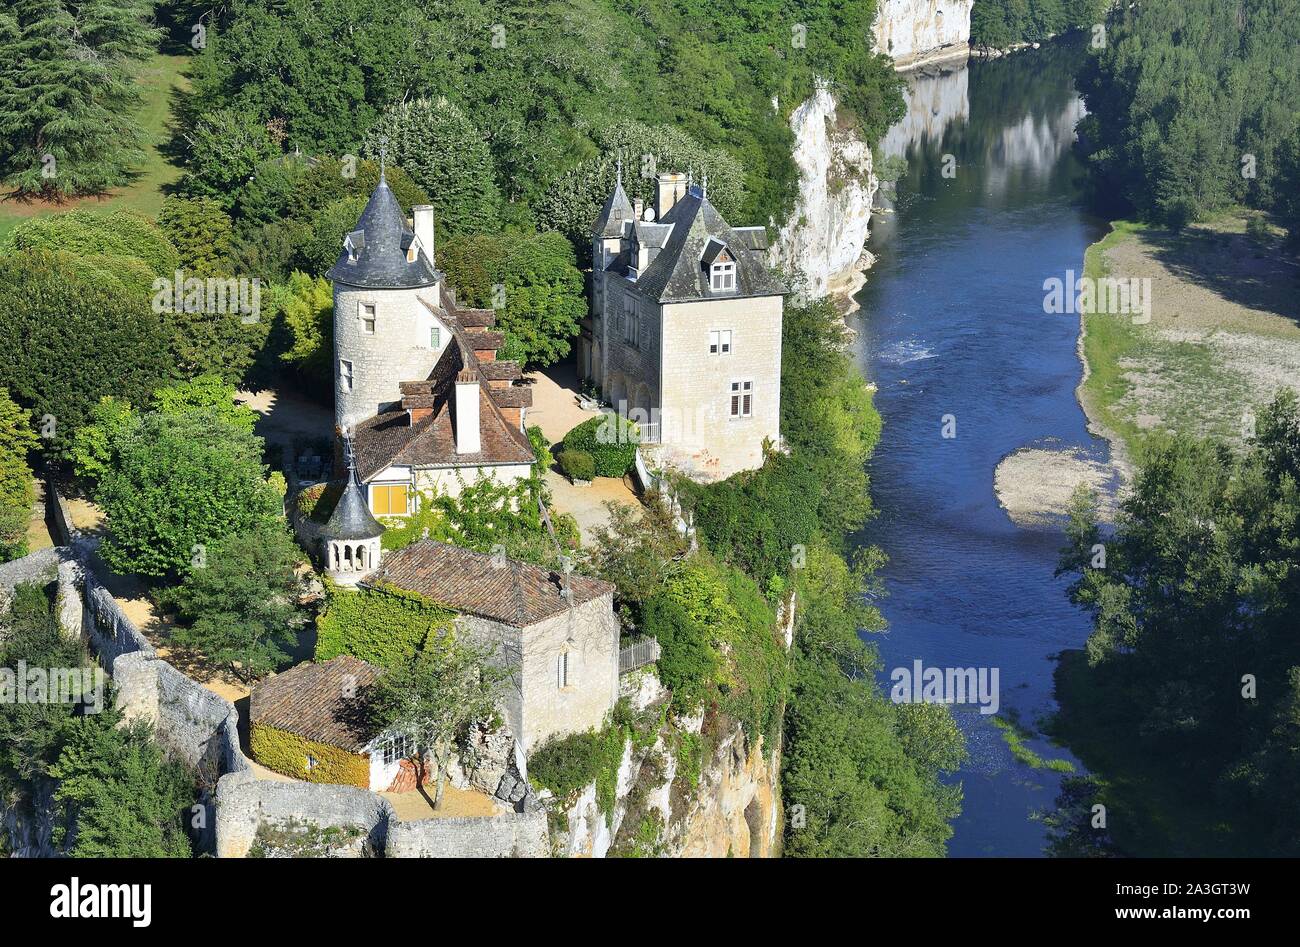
[382,734,414,765]
[360,303,376,334]
[370,483,409,516]
[710,330,732,354]
[711,262,736,291]
[558,651,570,689]
[339,359,354,392]
[429,326,440,349]
[623,301,638,348]
[729,380,753,418]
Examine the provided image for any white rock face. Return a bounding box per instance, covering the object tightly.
[872,0,973,65]
[770,85,878,304]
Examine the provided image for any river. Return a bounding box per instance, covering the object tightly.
[855,39,1109,857]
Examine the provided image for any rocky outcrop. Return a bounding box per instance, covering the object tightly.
[555,669,782,858]
[770,85,878,309]
[872,0,973,68]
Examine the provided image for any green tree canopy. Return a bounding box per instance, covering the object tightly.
[362,97,501,236]
[97,410,283,578]
[0,388,38,561]
[439,230,584,366]
[0,249,174,456]
[157,521,305,681]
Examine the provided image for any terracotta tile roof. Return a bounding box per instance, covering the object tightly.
[367,540,614,627]
[353,393,534,481]
[479,361,523,382]
[250,656,382,753]
[349,300,536,480]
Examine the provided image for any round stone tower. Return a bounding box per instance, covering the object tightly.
[326,172,447,433]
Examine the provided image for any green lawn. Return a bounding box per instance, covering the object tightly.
[1076,219,1149,458]
[0,52,189,241]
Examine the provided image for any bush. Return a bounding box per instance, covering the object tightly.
[97,411,283,578]
[563,415,638,479]
[528,723,627,812]
[557,449,595,482]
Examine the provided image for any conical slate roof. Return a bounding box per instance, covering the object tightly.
[326,175,439,289]
[320,439,385,542]
[591,178,635,238]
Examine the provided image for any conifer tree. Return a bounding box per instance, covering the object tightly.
[0,0,159,198]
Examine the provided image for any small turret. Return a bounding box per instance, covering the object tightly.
[319,432,385,585]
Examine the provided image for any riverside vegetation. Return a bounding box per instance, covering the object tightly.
[1051,0,1300,856]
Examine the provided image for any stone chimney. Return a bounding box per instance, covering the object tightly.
[412,205,435,263]
[655,172,687,219]
[454,370,481,454]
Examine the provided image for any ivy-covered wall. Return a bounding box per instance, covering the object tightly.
[315,580,455,669]
[249,722,370,788]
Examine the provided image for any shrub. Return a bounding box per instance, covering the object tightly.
[562,415,638,479]
[97,411,283,578]
[0,389,38,562]
[528,723,626,813]
[557,449,595,482]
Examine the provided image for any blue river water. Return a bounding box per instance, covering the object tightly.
[854,41,1110,857]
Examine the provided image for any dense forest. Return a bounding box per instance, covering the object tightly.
[971,0,1107,50]
[1076,0,1300,230]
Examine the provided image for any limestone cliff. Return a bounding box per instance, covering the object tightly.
[556,670,782,858]
[770,86,879,309]
[872,0,973,68]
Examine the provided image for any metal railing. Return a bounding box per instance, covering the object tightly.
[619,636,661,674]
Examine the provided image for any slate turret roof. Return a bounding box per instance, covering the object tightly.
[320,436,385,541]
[595,183,787,303]
[591,177,635,238]
[326,174,439,290]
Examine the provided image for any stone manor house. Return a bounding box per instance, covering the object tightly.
[582,169,788,480]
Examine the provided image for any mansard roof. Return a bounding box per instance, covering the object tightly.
[326,175,440,290]
[367,540,614,627]
[614,188,788,303]
[591,178,635,238]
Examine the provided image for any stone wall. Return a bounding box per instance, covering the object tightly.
[215,771,392,858]
[387,810,548,858]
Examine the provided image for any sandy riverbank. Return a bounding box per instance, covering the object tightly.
[996,211,1300,528]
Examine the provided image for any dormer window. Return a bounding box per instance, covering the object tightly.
[344,230,365,264]
[701,238,735,292]
[711,262,736,291]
